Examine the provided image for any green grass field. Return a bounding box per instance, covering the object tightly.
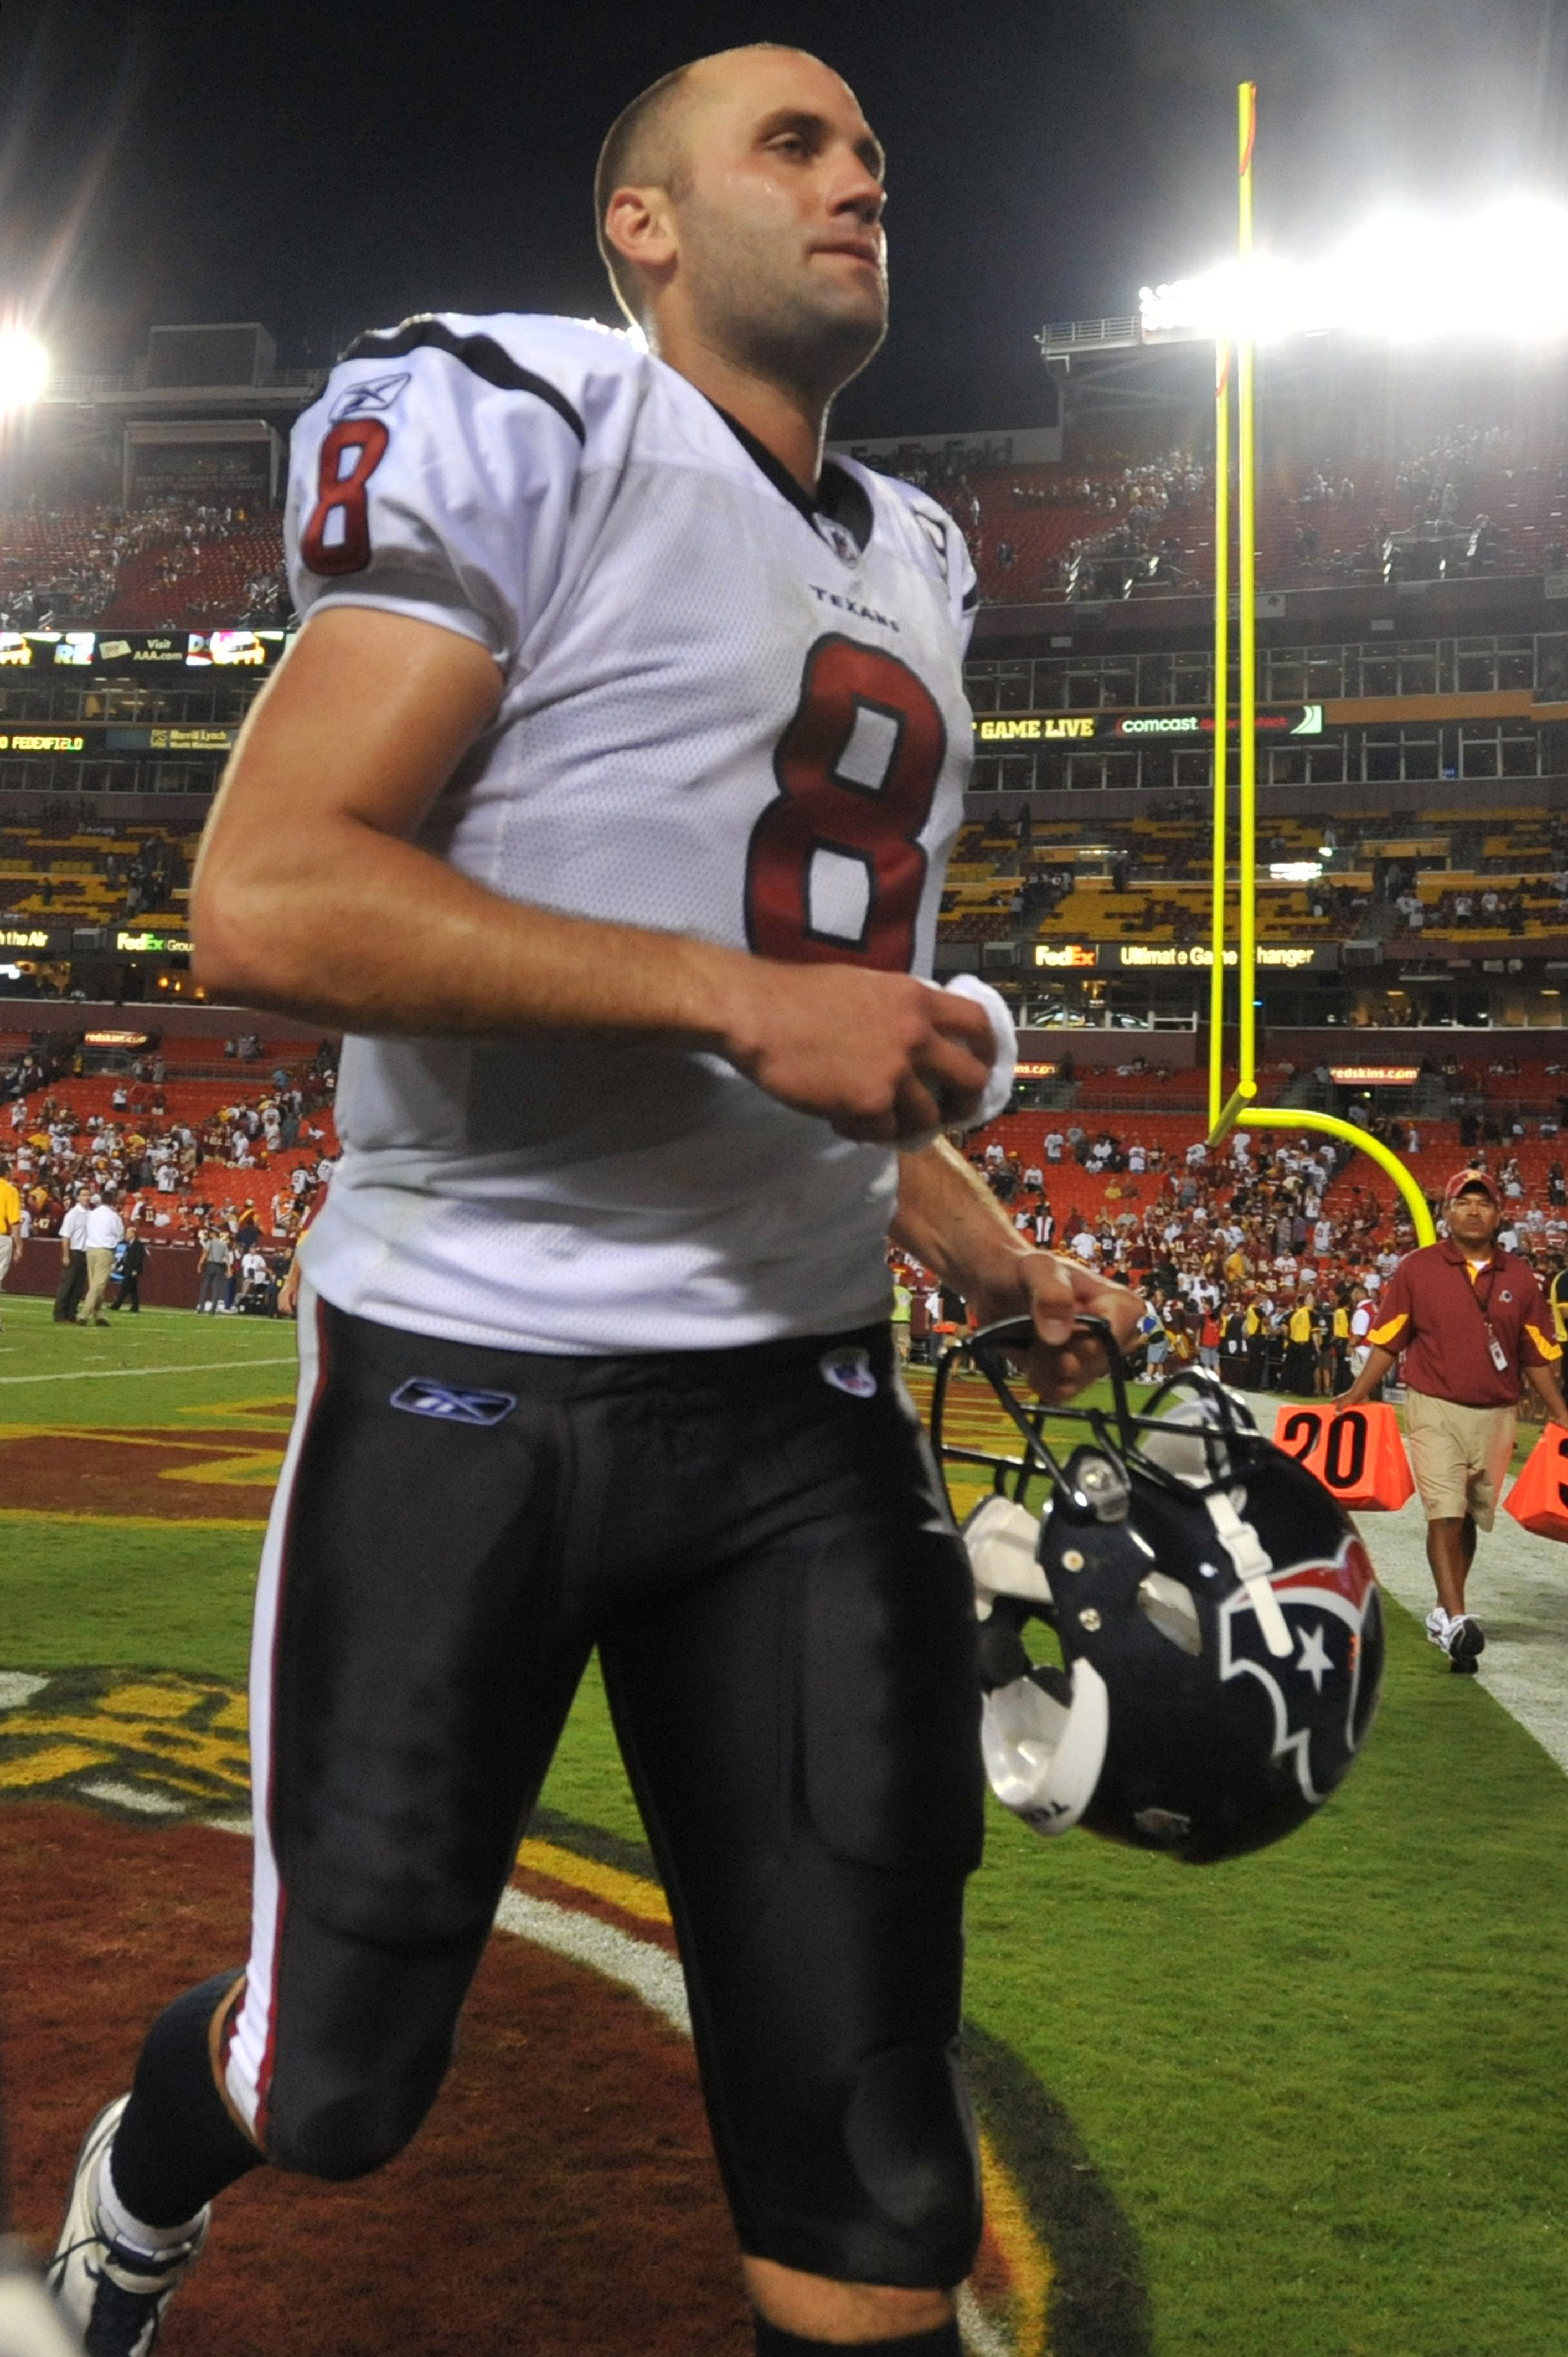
[3,1293,1566,2355]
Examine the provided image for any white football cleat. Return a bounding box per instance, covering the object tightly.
[46,2098,208,2357]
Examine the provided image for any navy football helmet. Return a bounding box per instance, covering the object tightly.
[931,1318,1384,1864]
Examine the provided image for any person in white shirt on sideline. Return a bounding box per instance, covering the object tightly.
[53,1189,91,1325]
[79,1193,127,1327]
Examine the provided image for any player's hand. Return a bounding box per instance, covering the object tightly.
[969,1252,1146,1406]
[722,963,993,1144]
[276,1257,301,1318]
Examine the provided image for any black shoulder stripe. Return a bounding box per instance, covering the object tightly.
[341,317,586,442]
[962,583,980,611]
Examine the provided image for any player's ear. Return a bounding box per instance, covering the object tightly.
[604,184,678,310]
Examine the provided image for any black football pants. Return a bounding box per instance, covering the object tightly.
[207,1293,984,2289]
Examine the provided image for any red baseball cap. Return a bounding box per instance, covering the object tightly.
[1444,1168,1500,1207]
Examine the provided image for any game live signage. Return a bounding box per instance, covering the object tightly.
[978,705,1323,745]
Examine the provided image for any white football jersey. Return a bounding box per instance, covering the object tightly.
[285,311,977,1354]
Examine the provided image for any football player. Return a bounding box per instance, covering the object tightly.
[49,45,1139,2357]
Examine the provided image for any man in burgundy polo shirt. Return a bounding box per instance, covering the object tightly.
[1335,1169,1568,1671]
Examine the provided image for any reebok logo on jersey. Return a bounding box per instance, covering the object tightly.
[819,1347,878,1399]
[331,371,412,421]
[389,1377,517,1427]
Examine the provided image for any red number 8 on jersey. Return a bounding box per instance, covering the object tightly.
[745,635,947,971]
[300,418,391,577]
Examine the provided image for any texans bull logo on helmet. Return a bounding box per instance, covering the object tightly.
[1218,1533,1380,1809]
[932,1317,1385,1865]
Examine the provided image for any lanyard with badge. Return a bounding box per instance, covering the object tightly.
[1463,1257,1512,1374]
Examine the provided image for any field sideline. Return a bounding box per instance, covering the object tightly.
[2,1292,1566,2355]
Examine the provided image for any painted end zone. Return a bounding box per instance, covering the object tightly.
[0,1684,1151,2357]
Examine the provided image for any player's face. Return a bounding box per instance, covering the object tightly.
[672,52,888,397]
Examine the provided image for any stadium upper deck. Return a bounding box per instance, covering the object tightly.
[0,330,1566,1041]
[899,423,1566,613]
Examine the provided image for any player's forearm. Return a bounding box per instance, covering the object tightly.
[890,1137,1030,1302]
[193,815,751,1043]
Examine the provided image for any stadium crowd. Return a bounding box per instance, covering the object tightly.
[0,496,288,632]
[3,1068,336,1247]
[894,1117,1568,1403]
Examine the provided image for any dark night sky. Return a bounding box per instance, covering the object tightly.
[1,0,1566,435]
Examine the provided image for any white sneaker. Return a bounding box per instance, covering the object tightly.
[1425,1607,1451,1649]
[1444,1614,1486,1672]
[47,2096,208,2356]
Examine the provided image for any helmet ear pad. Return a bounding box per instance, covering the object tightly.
[974,1594,1113,1840]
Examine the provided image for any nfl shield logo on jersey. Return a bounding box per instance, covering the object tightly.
[819,1346,878,1399]
[816,516,862,565]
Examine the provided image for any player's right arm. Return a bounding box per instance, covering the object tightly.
[197,327,991,1145]
[193,608,988,1149]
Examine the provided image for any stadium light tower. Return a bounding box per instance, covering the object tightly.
[0,326,48,414]
[1199,87,1437,1248]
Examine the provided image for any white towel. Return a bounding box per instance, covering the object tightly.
[899,974,1018,1152]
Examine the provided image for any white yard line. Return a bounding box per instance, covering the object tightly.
[0,1355,295,1385]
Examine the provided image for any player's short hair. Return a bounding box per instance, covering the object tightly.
[594,44,807,324]
[594,63,699,323]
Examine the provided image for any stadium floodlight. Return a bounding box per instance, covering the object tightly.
[0,327,48,413]
[1142,194,1568,346]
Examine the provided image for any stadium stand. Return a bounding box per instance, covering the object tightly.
[873,419,1568,609]
[3,1057,339,1244]
[0,501,286,631]
[0,820,194,927]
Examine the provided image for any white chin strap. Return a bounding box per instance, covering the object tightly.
[964,1496,1110,1837]
[1141,1402,1293,1663]
[1205,1489,1293,1658]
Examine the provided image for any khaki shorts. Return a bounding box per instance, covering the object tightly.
[1404,1388,1517,1530]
